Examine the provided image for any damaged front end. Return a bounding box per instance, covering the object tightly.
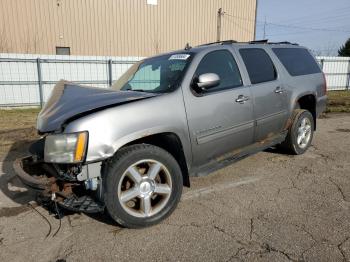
[13,80,160,215]
[14,138,105,213]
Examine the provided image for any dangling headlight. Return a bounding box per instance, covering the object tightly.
[44,132,88,163]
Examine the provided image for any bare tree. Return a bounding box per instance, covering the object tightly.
[321,41,338,56]
[310,49,322,57]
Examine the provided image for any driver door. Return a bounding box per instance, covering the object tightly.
[182,49,255,167]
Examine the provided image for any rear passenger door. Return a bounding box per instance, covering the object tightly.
[238,48,288,141]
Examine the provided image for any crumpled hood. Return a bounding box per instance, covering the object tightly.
[37,80,159,132]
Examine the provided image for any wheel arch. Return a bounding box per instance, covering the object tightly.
[294,93,317,130]
[114,132,191,187]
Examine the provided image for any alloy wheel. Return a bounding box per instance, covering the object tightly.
[297,117,312,149]
[117,159,172,218]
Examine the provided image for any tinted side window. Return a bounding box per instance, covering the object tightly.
[273,48,321,76]
[239,48,277,84]
[195,50,243,93]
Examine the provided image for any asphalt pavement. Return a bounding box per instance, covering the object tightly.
[0,114,350,262]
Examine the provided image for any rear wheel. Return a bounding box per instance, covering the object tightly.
[104,144,183,228]
[281,109,314,155]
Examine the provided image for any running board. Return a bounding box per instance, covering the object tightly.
[192,131,287,177]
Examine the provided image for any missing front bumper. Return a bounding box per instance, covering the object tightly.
[13,156,52,191]
[13,156,104,213]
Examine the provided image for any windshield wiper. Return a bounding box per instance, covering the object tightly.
[125,88,148,92]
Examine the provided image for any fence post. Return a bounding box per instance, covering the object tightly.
[347,60,350,91]
[36,58,44,107]
[320,58,324,70]
[108,59,113,87]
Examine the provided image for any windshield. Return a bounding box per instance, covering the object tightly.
[112,53,193,93]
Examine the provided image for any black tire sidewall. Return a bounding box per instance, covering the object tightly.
[105,144,183,228]
[290,111,314,154]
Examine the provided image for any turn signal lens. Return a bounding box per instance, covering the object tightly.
[74,132,87,162]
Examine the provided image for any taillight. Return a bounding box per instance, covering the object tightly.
[322,72,327,95]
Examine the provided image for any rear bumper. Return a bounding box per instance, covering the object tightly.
[316,95,327,117]
[13,157,52,191]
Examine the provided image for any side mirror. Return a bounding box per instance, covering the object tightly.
[196,73,220,90]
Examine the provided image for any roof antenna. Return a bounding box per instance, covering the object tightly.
[184,43,192,50]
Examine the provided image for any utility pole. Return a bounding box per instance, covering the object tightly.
[217,8,224,42]
[263,16,267,39]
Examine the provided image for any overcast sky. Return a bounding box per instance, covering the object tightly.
[255,0,350,55]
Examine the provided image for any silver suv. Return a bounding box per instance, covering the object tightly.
[15,40,327,228]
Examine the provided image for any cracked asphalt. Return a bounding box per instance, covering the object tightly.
[0,113,350,262]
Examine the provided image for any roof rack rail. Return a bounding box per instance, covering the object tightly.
[197,40,237,47]
[249,39,299,46]
[268,41,299,46]
[195,39,299,48]
[249,39,269,44]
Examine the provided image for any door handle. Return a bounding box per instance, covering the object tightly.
[275,86,284,94]
[235,95,250,103]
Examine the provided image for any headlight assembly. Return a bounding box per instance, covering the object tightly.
[44,132,88,163]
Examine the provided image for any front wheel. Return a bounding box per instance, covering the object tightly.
[280,109,314,155]
[104,144,183,228]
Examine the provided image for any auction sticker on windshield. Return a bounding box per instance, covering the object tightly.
[169,54,191,60]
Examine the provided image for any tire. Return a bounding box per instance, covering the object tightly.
[104,144,183,228]
[280,109,314,155]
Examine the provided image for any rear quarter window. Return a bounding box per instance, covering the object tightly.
[239,48,277,84]
[272,48,321,76]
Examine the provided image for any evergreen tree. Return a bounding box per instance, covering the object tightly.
[338,38,350,57]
